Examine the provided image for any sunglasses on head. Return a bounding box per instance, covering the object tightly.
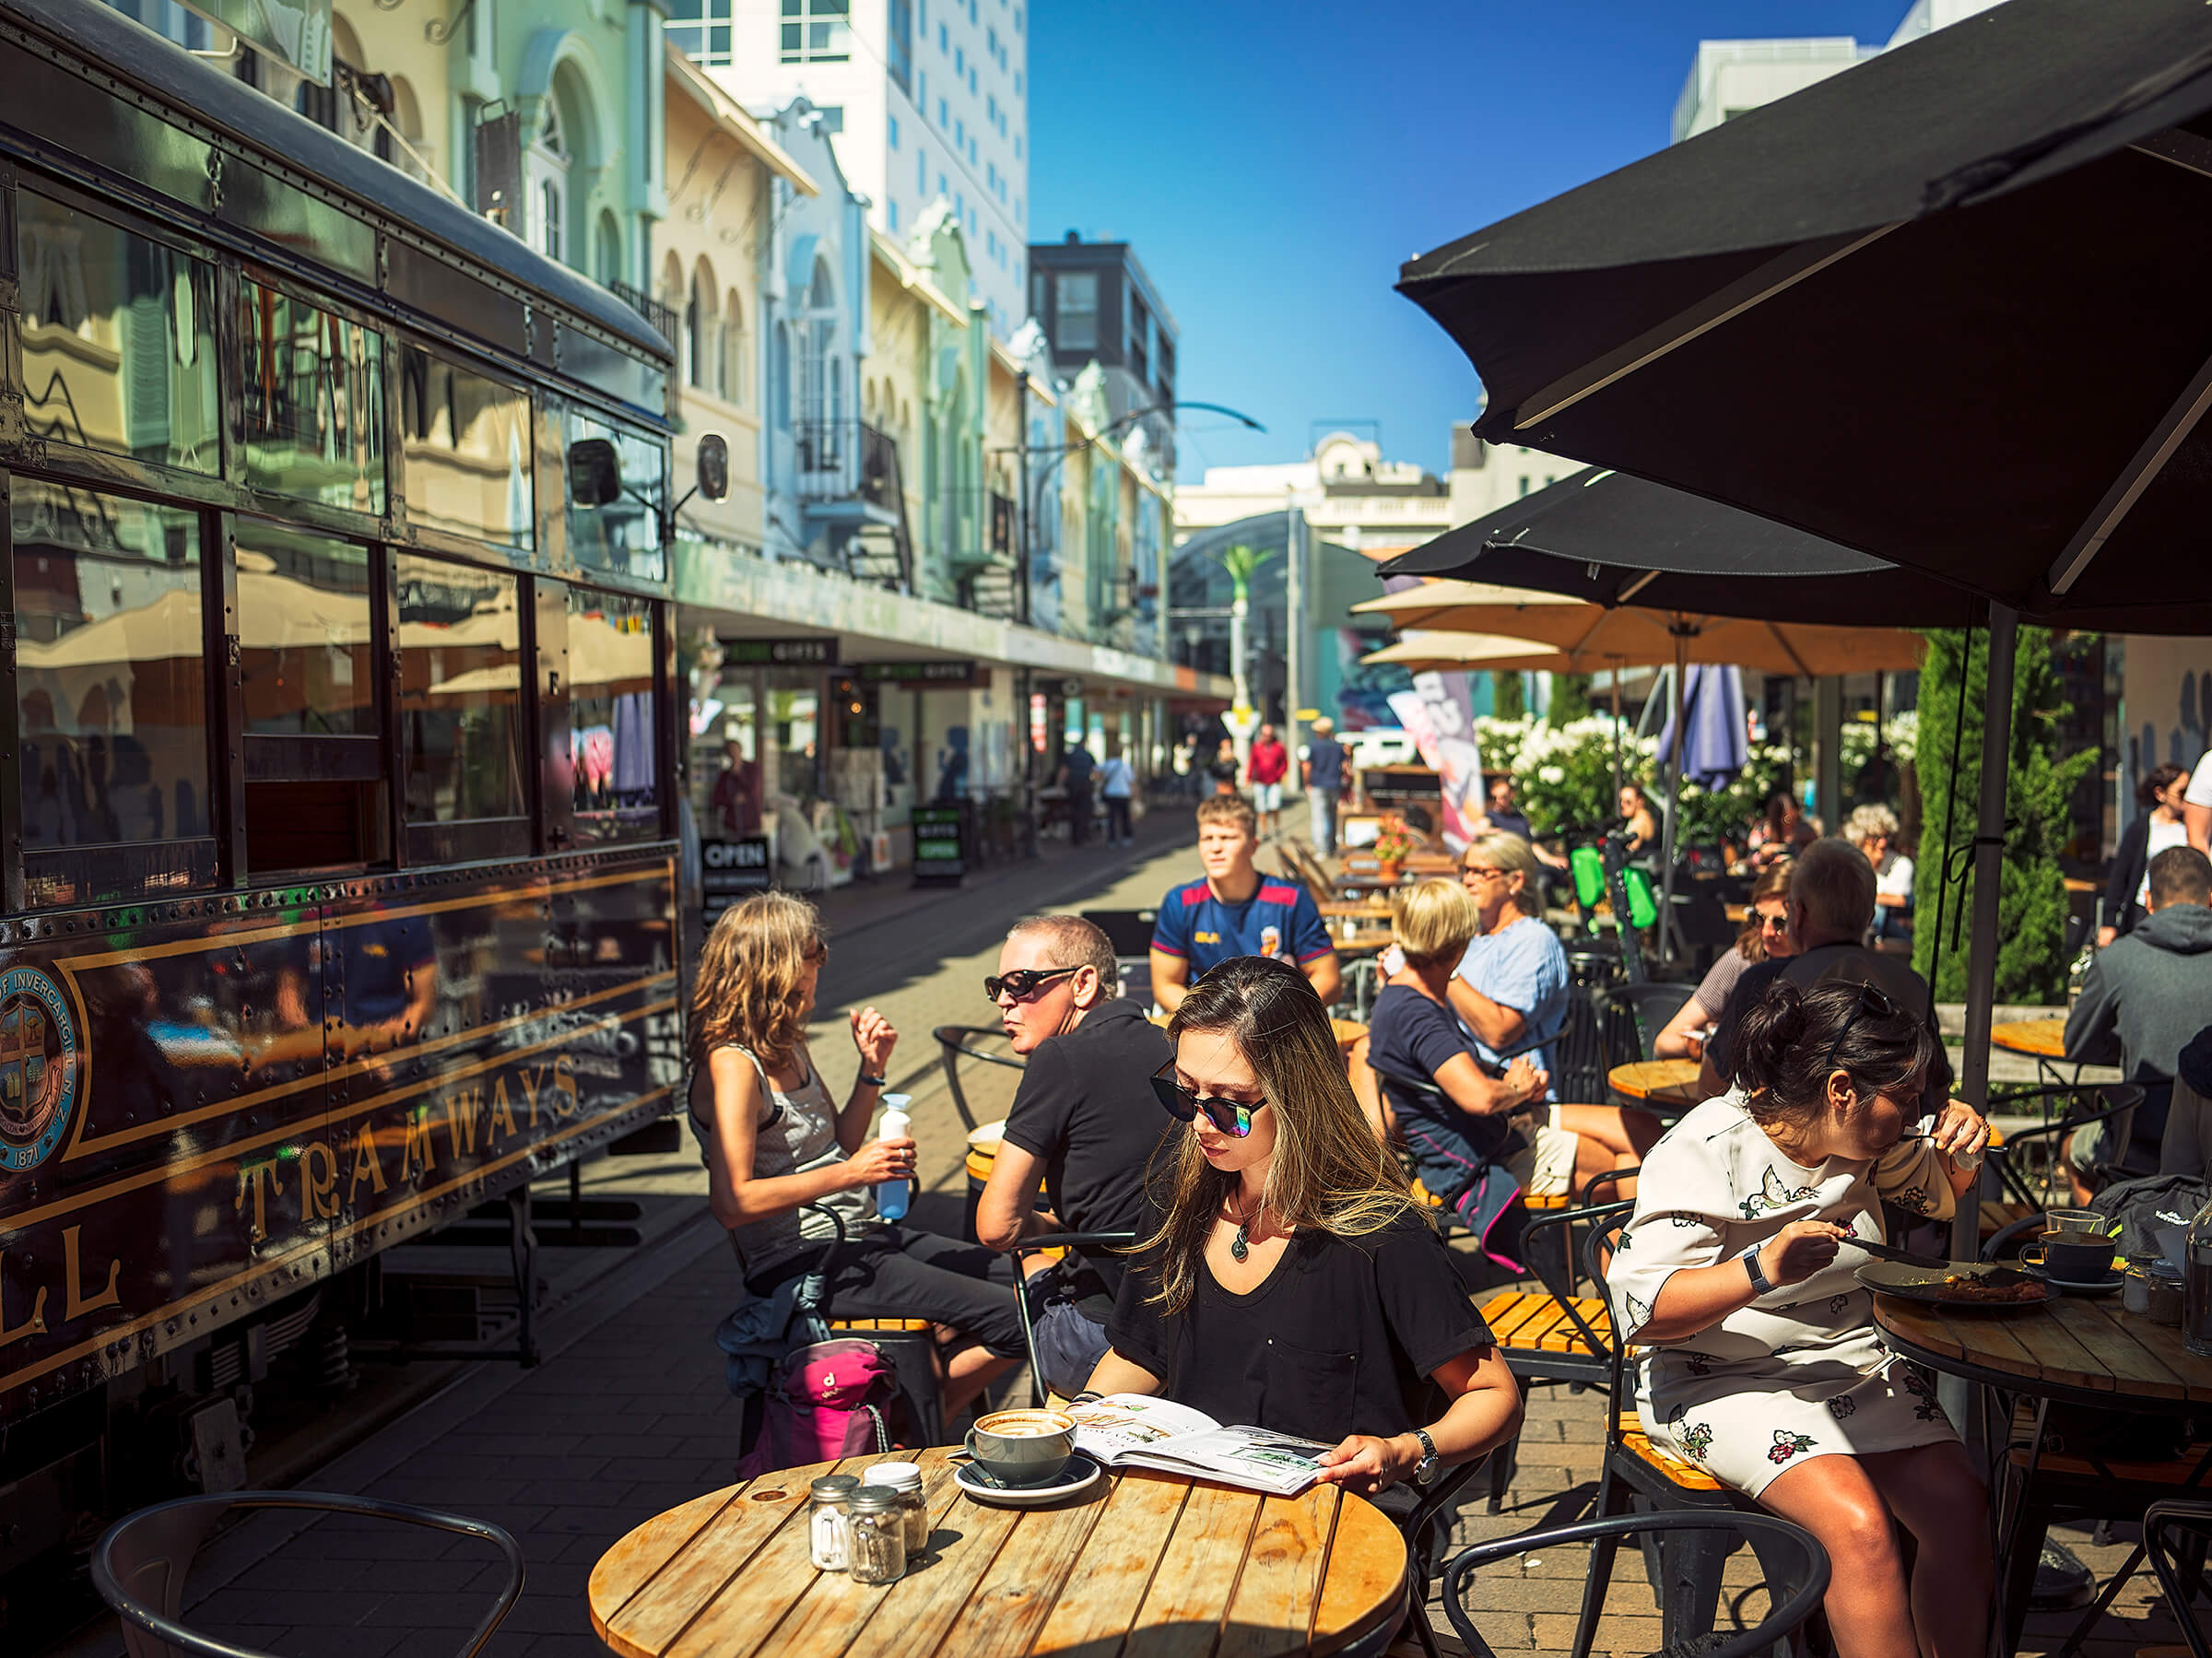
[983,965,1080,1003]
[1149,1060,1261,1138]
[1818,982,1899,1077]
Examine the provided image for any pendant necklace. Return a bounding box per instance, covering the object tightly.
[1230,1194,1261,1262]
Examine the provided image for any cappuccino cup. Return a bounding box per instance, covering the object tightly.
[964,1408,1076,1487]
[2021,1229,2116,1283]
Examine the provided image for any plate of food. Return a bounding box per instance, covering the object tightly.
[1854,1259,2052,1311]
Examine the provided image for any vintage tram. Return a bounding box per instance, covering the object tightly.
[0,0,703,1601]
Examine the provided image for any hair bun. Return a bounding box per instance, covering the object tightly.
[1729,976,1806,1095]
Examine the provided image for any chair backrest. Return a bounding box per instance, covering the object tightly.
[1440,1511,1831,1658]
[1608,980,1698,1063]
[95,1492,524,1658]
[1077,908,1159,960]
[1583,1205,1635,1399]
[1549,985,1611,1108]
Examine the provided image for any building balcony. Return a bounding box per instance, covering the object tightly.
[608,281,679,348]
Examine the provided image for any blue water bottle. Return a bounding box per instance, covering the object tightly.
[874,1095,912,1223]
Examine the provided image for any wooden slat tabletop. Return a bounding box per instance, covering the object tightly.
[1873,1290,2212,1405]
[1987,1018,2067,1059]
[590,1447,1409,1658]
[1607,1059,1706,1107]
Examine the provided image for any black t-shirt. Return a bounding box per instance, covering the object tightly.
[1709,944,1950,1108]
[1106,1204,1493,1442]
[998,999,1172,1292]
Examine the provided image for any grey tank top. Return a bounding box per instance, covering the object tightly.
[689,1041,875,1280]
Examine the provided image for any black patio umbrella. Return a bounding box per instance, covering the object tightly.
[1396,0,2212,1259]
[1401,0,2212,632]
[1379,467,1988,629]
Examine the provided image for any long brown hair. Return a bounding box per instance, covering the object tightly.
[689,890,824,1073]
[1141,957,1421,1313]
[1735,859,1794,963]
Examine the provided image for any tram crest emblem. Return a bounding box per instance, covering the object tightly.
[0,966,79,1172]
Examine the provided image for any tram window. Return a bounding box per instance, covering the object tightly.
[239,278,387,515]
[394,553,527,840]
[17,189,220,476]
[11,480,212,882]
[397,346,534,550]
[562,404,666,582]
[568,587,658,842]
[234,523,376,735]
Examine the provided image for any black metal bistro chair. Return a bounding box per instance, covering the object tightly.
[1441,1511,1831,1658]
[933,1022,1026,1133]
[2146,1499,2212,1658]
[94,1490,524,1658]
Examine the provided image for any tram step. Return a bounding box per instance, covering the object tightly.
[429,1219,643,1250]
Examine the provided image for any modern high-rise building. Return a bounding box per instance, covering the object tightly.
[666,0,1029,337]
[1027,234,1179,476]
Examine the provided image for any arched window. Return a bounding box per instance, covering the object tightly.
[595,211,623,287]
[722,288,745,404]
[525,98,569,265]
[389,76,428,180]
[686,262,716,392]
[796,255,838,431]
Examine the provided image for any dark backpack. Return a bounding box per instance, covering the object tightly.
[2089,1170,2209,1259]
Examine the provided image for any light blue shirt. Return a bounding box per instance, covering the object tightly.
[1454,915,1570,1101]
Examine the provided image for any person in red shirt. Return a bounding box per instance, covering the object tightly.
[1246,723,1289,841]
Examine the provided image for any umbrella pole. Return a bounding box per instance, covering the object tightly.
[1661,630,1686,966]
[1609,661,1622,802]
[1953,603,2018,1260]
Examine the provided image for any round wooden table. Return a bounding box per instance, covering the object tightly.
[1988,1018,2067,1060]
[589,1447,1409,1657]
[1333,929,1395,957]
[1607,1059,1706,1111]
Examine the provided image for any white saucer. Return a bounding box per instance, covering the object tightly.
[953,1452,1105,1507]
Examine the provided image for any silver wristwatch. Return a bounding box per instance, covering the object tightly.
[1410,1428,1440,1487]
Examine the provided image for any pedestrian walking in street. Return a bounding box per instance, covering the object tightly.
[1246,723,1288,840]
[687,892,1025,1424]
[1301,716,1348,854]
[1149,794,1340,1013]
[1206,737,1241,797]
[1099,740,1135,846]
[974,915,1171,1398]
[1081,957,1525,1505]
[1059,739,1097,846]
[710,737,760,835]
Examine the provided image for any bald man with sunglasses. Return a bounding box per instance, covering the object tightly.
[976,916,1173,1395]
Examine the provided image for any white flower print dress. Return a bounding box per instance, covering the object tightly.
[1606,1089,1959,1498]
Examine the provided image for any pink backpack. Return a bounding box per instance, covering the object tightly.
[735,1338,900,1477]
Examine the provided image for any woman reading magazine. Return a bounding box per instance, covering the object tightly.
[1081,956,1523,1501]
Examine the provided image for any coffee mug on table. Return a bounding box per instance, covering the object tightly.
[2021,1230,2117,1283]
[964,1408,1077,1487]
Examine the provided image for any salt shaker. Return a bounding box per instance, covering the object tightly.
[845,1485,908,1585]
[868,1461,930,1558]
[807,1475,860,1571]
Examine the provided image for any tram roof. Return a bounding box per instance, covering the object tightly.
[2,0,675,367]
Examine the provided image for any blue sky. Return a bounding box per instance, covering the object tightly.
[1029,2,1908,483]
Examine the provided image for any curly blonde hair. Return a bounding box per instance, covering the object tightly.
[690,890,825,1072]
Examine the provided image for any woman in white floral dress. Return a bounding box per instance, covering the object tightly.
[1607,978,1993,1658]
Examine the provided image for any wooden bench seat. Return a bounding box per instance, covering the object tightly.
[1618,1409,1726,1492]
[1477,1288,1611,1359]
[826,1316,934,1334]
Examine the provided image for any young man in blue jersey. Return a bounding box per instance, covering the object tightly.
[1149,794,1341,1013]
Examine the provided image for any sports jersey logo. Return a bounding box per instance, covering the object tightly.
[1194,932,1220,945]
[0,965,80,1172]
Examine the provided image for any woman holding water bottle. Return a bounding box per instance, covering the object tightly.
[689,891,1026,1420]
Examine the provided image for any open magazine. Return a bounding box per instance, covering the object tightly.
[1064,1394,1333,1496]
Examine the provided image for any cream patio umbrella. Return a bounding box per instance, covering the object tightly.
[1358,630,1578,676]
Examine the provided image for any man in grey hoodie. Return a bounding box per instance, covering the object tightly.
[2062,845,2212,1202]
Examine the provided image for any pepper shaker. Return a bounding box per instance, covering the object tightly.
[845,1485,908,1585]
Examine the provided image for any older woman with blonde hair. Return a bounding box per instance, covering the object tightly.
[1087,957,1524,1502]
[688,890,1023,1419]
[1847,803,1914,943]
[1449,833,1662,1182]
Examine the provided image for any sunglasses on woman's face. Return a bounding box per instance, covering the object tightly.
[983,965,1079,1003]
[1149,1061,1261,1138]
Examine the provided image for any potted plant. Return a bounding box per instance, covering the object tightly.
[1371,816,1416,882]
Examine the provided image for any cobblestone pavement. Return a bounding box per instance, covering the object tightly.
[53,808,2194,1656]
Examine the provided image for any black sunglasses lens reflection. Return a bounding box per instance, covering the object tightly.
[984,966,1077,1001]
[1149,1069,1253,1138]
